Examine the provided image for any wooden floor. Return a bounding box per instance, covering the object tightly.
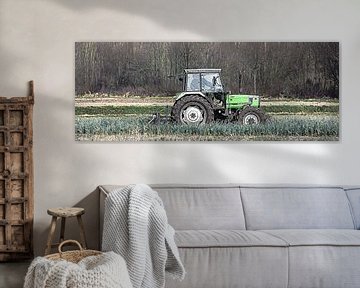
[0,261,30,288]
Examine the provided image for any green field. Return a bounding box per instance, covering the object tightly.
[75,104,339,116]
[75,97,339,141]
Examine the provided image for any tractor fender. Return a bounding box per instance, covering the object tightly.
[174,91,209,102]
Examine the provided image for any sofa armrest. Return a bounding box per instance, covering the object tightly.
[99,186,109,250]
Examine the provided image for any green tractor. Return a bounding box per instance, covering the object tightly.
[170,68,268,125]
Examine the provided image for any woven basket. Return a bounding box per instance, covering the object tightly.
[45,240,102,263]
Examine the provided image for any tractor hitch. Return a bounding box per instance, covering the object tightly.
[148,113,174,125]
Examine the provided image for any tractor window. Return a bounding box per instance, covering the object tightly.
[201,73,223,92]
[187,73,201,91]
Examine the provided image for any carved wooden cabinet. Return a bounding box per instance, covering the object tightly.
[0,82,34,261]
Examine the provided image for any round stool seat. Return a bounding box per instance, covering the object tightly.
[47,207,85,218]
[45,207,88,255]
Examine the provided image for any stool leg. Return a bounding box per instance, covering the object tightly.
[45,216,57,255]
[77,215,87,249]
[60,217,66,243]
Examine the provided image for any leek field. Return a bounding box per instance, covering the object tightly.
[75,96,339,141]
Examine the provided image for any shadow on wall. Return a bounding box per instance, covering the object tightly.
[38,188,100,256]
[52,0,244,36]
[144,143,335,185]
[72,188,100,249]
[50,0,355,41]
[0,48,26,94]
[50,0,298,39]
[31,94,84,256]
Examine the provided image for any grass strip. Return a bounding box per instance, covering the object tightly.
[75,104,339,116]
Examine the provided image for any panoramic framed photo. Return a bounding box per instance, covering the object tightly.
[75,42,339,141]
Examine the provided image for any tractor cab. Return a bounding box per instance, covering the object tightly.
[182,69,224,93]
[178,69,226,107]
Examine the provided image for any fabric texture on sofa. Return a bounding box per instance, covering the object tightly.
[262,229,360,246]
[240,187,355,230]
[345,188,360,229]
[99,184,360,288]
[287,246,360,288]
[154,186,246,230]
[175,230,287,247]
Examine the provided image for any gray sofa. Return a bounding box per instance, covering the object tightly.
[99,184,360,288]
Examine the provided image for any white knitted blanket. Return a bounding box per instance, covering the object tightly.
[102,184,185,288]
[24,251,133,288]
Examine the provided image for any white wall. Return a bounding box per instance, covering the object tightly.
[0,0,359,256]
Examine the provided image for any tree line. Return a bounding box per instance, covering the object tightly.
[75,42,339,98]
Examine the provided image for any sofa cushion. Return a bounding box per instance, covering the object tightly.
[175,230,288,248]
[165,246,289,288]
[153,185,246,230]
[287,246,360,288]
[262,229,360,246]
[240,186,355,230]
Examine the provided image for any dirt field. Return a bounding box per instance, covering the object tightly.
[75,96,338,107]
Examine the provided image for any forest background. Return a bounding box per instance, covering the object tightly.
[75,42,339,98]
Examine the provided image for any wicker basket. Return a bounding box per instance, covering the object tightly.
[45,240,102,263]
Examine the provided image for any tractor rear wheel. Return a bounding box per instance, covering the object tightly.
[172,95,214,125]
[238,107,268,125]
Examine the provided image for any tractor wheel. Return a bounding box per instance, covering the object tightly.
[172,95,214,125]
[238,107,268,125]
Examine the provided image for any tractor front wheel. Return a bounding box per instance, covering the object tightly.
[172,95,214,125]
[238,107,268,125]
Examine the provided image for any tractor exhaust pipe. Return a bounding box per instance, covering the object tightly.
[238,72,243,93]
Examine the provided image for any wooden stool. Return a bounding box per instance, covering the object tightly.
[45,207,87,255]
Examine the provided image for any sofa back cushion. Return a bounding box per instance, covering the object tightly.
[152,185,246,230]
[240,186,355,230]
[345,188,360,229]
